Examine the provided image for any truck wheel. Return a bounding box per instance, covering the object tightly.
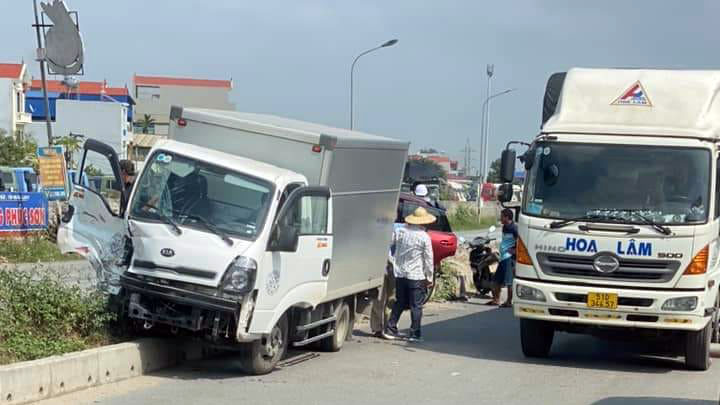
[712,293,720,344]
[320,302,350,352]
[239,315,288,375]
[685,322,711,371]
[520,319,554,358]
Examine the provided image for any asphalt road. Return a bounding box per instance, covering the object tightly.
[38,297,720,405]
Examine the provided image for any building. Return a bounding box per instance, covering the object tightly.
[127,133,165,173]
[26,79,134,122]
[0,63,32,135]
[133,74,234,135]
[409,152,456,174]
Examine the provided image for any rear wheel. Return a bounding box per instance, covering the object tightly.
[520,319,554,358]
[239,315,288,375]
[685,321,711,371]
[320,302,350,352]
[711,292,720,344]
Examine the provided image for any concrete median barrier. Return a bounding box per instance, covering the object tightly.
[0,338,221,404]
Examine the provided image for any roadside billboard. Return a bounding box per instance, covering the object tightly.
[37,146,68,201]
[0,192,49,233]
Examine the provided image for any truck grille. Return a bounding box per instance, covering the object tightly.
[537,253,680,283]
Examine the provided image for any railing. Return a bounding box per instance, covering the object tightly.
[16,111,32,123]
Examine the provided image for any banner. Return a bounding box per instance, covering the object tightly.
[37,146,68,201]
[0,192,49,233]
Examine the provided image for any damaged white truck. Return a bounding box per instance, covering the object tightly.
[499,68,720,370]
[58,107,408,374]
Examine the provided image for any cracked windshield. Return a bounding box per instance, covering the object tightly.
[523,143,710,224]
[129,151,272,239]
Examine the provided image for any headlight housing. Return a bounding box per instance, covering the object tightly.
[661,296,698,311]
[516,284,546,302]
[221,256,257,295]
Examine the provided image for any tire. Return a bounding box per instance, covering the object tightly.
[239,315,288,375]
[685,321,711,371]
[520,319,554,358]
[320,302,351,352]
[712,292,720,344]
[542,72,567,126]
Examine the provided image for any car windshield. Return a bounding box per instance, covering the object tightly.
[129,151,274,240]
[523,142,711,225]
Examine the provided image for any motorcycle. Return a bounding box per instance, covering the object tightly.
[466,226,499,296]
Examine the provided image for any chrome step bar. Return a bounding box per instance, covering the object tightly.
[293,329,336,347]
[296,315,337,332]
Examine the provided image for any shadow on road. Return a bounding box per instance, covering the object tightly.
[405,306,687,374]
[592,397,715,404]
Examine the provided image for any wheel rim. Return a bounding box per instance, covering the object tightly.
[262,324,283,360]
[336,307,349,344]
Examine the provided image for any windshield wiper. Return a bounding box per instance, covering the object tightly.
[549,214,605,229]
[143,203,182,235]
[182,213,234,246]
[624,211,672,236]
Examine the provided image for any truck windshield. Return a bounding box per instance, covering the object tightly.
[129,151,274,240]
[523,142,711,225]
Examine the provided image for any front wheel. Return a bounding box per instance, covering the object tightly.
[520,319,554,358]
[239,315,288,375]
[685,322,711,371]
[320,302,351,352]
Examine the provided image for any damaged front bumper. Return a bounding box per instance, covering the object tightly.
[120,273,260,342]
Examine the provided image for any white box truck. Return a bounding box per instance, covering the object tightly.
[58,107,409,374]
[498,68,720,370]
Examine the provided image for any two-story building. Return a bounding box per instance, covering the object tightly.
[0,63,32,136]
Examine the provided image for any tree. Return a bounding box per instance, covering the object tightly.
[84,164,103,177]
[404,157,447,182]
[419,148,440,154]
[0,129,38,168]
[135,114,155,134]
[53,135,83,169]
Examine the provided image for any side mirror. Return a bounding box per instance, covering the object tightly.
[268,224,299,252]
[500,149,516,183]
[497,183,513,203]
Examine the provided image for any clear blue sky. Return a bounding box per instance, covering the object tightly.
[2,1,719,171]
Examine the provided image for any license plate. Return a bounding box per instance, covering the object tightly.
[587,292,618,310]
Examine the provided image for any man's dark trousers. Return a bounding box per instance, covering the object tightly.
[387,277,425,338]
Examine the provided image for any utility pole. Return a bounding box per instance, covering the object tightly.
[32,0,53,146]
[482,64,494,182]
[460,139,476,177]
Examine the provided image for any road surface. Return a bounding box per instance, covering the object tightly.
[38,297,720,405]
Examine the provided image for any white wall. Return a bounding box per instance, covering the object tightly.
[0,78,13,134]
[134,85,234,126]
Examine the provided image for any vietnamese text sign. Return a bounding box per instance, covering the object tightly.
[0,192,49,232]
[37,146,68,201]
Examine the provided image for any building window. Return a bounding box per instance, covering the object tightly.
[136,86,160,100]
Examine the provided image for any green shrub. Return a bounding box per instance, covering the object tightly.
[448,205,497,231]
[0,235,78,264]
[431,262,459,302]
[0,268,115,364]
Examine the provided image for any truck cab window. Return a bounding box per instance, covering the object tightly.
[716,156,720,219]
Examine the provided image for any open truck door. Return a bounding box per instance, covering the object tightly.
[57,139,129,294]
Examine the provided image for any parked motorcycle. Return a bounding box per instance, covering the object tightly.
[466,226,499,296]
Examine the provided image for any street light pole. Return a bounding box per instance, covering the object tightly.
[349,39,398,130]
[480,88,515,178]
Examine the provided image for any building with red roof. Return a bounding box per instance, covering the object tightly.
[0,63,31,135]
[133,74,234,135]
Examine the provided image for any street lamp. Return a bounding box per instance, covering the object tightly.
[480,88,515,182]
[349,39,398,130]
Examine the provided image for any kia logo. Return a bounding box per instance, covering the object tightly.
[160,248,175,258]
[593,254,620,273]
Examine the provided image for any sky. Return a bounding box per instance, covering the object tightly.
[3,0,720,174]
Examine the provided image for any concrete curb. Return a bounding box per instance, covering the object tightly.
[0,338,220,404]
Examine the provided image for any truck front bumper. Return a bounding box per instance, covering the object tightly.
[513,278,710,332]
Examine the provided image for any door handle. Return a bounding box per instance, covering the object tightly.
[322,259,331,277]
[440,240,452,246]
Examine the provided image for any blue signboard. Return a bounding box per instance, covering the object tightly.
[0,192,49,232]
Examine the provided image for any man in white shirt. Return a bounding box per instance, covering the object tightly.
[384,207,435,342]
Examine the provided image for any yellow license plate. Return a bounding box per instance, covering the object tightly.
[587,292,618,310]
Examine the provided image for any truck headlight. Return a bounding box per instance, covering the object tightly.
[221,256,257,295]
[661,296,698,311]
[516,284,546,302]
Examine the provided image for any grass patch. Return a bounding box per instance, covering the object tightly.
[0,267,117,365]
[431,261,460,302]
[448,205,498,231]
[0,235,78,264]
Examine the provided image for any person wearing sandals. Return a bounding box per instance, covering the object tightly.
[384,207,435,342]
[488,209,518,308]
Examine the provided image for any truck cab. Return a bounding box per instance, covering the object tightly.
[499,68,720,370]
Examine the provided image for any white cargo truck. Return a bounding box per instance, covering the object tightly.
[58,107,408,374]
[498,68,720,370]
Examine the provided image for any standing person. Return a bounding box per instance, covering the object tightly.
[370,222,405,338]
[384,207,435,342]
[488,209,518,307]
[119,160,136,190]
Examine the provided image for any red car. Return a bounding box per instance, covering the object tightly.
[396,192,457,264]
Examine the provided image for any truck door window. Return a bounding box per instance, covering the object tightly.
[299,196,329,235]
[715,156,720,219]
[81,150,123,216]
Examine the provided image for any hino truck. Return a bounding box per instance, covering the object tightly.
[58,107,409,374]
[498,68,720,370]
